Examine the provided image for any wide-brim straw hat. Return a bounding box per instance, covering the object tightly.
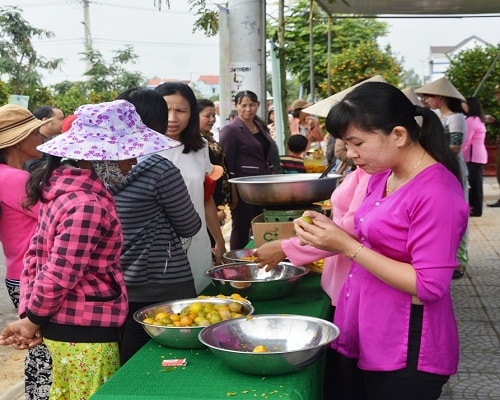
[0,104,52,149]
[302,75,387,117]
[290,99,313,112]
[37,99,181,160]
[415,77,465,102]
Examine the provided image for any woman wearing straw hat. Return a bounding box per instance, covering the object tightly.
[416,77,469,280]
[0,104,53,399]
[289,98,325,150]
[0,104,50,308]
[0,99,180,400]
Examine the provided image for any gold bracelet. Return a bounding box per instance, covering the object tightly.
[347,243,364,260]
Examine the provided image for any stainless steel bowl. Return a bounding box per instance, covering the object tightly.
[223,249,256,263]
[133,298,254,349]
[198,314,340,375]
[206,262,309,301]
[228,173,342,206]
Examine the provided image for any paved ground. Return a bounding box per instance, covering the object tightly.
[0,178,499,399]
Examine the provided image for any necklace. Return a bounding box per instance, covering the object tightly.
[386,150,426,195]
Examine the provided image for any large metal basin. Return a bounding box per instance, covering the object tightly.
[229,173,341,206]
[206,262,309,301]
[198,314,340,375]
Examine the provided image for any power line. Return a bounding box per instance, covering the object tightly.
[32,38,218,47]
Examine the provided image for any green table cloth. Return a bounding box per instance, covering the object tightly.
[90,274,331,400]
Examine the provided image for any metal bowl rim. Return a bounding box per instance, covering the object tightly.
[205,262,310,282]
[228,173,342,184]
[133,298,255,328]
[198,314,339,354]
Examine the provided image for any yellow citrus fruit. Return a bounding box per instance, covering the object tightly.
[252,345,269,353]
[154,312,169,320]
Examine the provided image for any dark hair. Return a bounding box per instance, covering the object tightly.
[228,109,238,121]
[234,90,259,105]
[326,82,461,183]
[233,90,268,126]
[445,97,465,114]
[32,105,55,119]
[267,108,274,124]
[154,82,204,153]
[465,97,485,122]
[287,135,308,153]
[24,154,62,209]
[116,88,168,134]
[197,98,215,113]
[291,108,302,118]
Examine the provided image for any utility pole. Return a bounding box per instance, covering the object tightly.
[82,0,92,73]
[224,0,266,120]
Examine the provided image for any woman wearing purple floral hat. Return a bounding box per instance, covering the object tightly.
[0,100,181,400]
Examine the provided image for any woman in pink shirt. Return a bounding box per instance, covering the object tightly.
[265,82,468,400]
[462,97,488,217]
[0,105,47,308]
[0,104,52,400]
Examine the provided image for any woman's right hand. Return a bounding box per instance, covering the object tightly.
[253,240,286,271]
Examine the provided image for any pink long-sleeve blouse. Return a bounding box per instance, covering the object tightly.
[333,164,468,375]
[282,167,370,305]
[462,115,488,164]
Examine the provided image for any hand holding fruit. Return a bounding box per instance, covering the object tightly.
[295,210,355,253]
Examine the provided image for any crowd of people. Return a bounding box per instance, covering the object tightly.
[0,76,497,399]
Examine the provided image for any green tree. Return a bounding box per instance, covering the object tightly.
[50,46,146,112]
[401,68,423,88]
[0,80,9,105]
[0,6,62,95]
[324,41,402,94]
[446,45,500,139]
[52,81,88,116]
[83,46,145,95]
[268,0,401,96]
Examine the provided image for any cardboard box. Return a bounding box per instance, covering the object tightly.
[251,214,296,247]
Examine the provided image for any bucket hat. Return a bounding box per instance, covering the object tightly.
[0,104,52,149]
[37,100,181,160]
[415,77,465,102]
[302,75,387,117]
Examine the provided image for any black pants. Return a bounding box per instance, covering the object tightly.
[119,282,196,365]
[324,305,449,400]
[229,197,263,250]
[467,162,484,215]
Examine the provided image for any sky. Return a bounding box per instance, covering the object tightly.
[1,0,499,87]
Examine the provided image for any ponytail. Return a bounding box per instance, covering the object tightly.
[415,105,461,183]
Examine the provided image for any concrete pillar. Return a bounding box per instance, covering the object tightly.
[221,0,267,122]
